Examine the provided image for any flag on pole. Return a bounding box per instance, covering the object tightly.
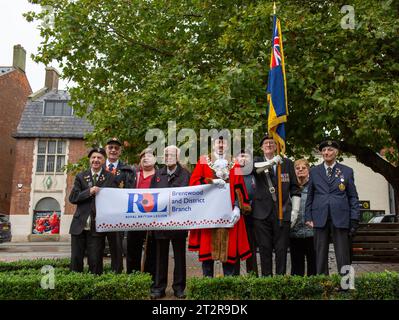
[267,15,288,154]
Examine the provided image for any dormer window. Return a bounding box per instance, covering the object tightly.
[44,100,73,116]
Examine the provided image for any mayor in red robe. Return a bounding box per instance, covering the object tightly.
[188,136,252,277]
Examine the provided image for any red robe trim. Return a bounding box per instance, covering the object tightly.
[188,155,252,264]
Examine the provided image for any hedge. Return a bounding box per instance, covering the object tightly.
[2,259,399,300]
[187,272,399,300]
[0,258,71,272]
[0,259,152,300]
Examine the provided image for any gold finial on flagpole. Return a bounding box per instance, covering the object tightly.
[273,1,276,15]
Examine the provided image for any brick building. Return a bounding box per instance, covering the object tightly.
[9,68,93,241]
[0,45,32,214]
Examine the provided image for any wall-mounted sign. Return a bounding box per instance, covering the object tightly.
[359,200,370,210]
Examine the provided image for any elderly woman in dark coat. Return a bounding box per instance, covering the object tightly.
[289,159,316,276]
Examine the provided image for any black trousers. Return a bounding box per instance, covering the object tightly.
[71,230,105,275]
[202,260,236,277]
[126,231,156,280]
[314,220,350,275]
[290,237,316,276]
[106,232,124,274]
[234,215,258,276]
[253,212,290,276]
[244,215,258,275]
[152,238,186,294]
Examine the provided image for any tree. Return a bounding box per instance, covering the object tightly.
[26,0,399,209]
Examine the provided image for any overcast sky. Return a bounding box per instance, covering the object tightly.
[0,0,68,92]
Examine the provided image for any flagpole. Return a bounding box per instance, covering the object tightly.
[277,144,284,226]
[273,1,283,225]
[269,0,284,226]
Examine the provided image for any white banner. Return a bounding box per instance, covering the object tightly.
[95,184,234,231]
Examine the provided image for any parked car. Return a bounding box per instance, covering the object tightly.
[0,214,12,243]
[368,214,398,223]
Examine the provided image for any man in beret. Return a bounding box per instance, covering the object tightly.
[104,138,136,273]
[305,139,360,275]
[69,147,116,275]
[252,133,301,276]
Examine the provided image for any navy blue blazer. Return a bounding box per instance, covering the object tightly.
[304,162,360,228]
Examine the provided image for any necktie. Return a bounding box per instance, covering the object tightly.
[327,167,333,179]
[108,163,114,171]
[93,173,98,185]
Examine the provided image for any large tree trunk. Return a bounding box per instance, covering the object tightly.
[341,141,399,214]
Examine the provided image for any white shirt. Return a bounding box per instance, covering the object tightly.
[91,168,102,180]
[106,160,119,170]
[167,166,177,176]
[324,162,336,176]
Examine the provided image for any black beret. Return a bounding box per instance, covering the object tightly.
[106,137,122,146]
[259,133,274,147]
[318,140,340,151]
[88,147,106,158]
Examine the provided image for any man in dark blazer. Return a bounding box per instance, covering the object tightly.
[305,140,360,275]
[252,134,301,276]
[150,145,191,299]
[69,147,116,275]
[104,137,136,273]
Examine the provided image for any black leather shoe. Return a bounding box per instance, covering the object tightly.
[151,292,166,299]
[174,291,186,299]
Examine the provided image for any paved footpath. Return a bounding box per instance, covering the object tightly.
[1,241,399,300]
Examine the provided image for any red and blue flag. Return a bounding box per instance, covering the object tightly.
[267,15,288,154]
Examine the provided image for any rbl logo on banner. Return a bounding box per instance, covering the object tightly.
[127,193,167,213]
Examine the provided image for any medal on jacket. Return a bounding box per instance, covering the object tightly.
[338,177,346,191]
[335,168,346,191]
[84,175,93,187]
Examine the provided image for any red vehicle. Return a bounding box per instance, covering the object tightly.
[0,214,11,243]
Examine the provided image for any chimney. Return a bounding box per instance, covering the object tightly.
[45,67,59,91]
[12,44,26,72]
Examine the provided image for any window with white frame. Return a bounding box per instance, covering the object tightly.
[36,140,66,173]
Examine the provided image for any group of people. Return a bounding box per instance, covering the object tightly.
[68,134,360,299]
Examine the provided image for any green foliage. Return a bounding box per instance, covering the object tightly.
[360,211,376,223]
[0,259,151,300]
[187,272,399,300]
[0,258,71,272]
[1,259,399,300]
[353,272,399,300]
[63,156,90,174]
[25,1,399,182]
[92,272,151,300]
